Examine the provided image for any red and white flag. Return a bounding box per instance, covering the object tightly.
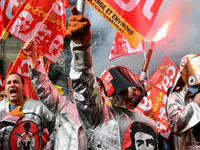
[0,0,21,39]
[109,32,144,61]
[150,55,179,93]
[135,56,179,139]
[86,0,163,48]
[0,6,3,36]
[6,0,68,63]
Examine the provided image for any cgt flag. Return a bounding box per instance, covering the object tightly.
[0,0,21,39]
[6,0,68,63]
[86,0,163,48]
[109,32,144,61]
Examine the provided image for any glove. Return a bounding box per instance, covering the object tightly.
[66,6,91,45]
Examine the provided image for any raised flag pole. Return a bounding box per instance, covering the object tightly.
[77,0,86,15]
[140,41,155,80]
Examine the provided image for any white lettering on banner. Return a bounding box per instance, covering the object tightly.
[6,0,20,19]
[17,59,30,78]
[137,94,152,111]
[114,0,140,12]
[53,1,64,16]
[157,66,176,92]
[143,0,154,20]
[114,0,155,20]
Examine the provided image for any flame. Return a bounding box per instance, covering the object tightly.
[153,20,172,42]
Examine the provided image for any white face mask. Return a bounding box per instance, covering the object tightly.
[188,84,200,93]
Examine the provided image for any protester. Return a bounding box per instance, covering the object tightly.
[0,86,6,101]
[23,42,86,149]
[0,72,55,149]
[165,54,200,149]
[24,5,158,150]
[67,6,158,149]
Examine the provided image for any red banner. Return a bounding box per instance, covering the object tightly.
[134,56,179,139]
[86,0,163,48]
[0,0,21,28]
[0,6,3,35]
[6,0,67,63]
[109,32,144,61]
[135,84,170,139]
[150,55,179,93]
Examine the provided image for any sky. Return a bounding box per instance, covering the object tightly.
[68,0,200,78]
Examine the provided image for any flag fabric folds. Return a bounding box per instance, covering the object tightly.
[6,0,68,63]
[0,6,3,37]
[109,32,144,61]
[0,0,21,39]
[135,56,179,139]
[0,74,3,86]
[86,0,163,48]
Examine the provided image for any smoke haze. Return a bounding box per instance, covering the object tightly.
[68,0,200,78]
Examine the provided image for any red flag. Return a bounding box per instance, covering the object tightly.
[6,0,68,63]
[7,61,13,74]
[150,55,179,93]
[86,0,163,48]
[0,6,3,36]
[0,74,3,86]
[135,83,171,139]
[109,32,144,61]
[0,0,21,28]
[134,56,179,139]
[7,48,41,100]
[0,0,21,39]
[44,59,51,74]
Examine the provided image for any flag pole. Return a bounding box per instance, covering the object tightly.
[77,0,86,15]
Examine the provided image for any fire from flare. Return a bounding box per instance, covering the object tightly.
[153,20,172,42]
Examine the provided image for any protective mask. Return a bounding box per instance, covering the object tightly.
[188,84,200,93]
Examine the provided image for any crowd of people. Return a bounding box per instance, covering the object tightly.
[1,5,200,150]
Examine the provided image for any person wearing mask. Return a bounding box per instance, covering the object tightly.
[24,6,158,149]
[66,6,158,149]
[165,54,200,150]
[0,72,55,149]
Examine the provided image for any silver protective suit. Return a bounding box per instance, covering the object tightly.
[0,97,55,150]
[165,72,200,150]
[29,64,85,150]
[69,40,158,150]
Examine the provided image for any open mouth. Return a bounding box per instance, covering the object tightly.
[10,89,17,97]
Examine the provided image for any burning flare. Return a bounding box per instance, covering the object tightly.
[153,20,172,42]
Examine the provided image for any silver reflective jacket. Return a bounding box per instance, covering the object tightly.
[0,97,55,150]
[165,72,200,150]
[69,40,158,150]
[29,64,85,150]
